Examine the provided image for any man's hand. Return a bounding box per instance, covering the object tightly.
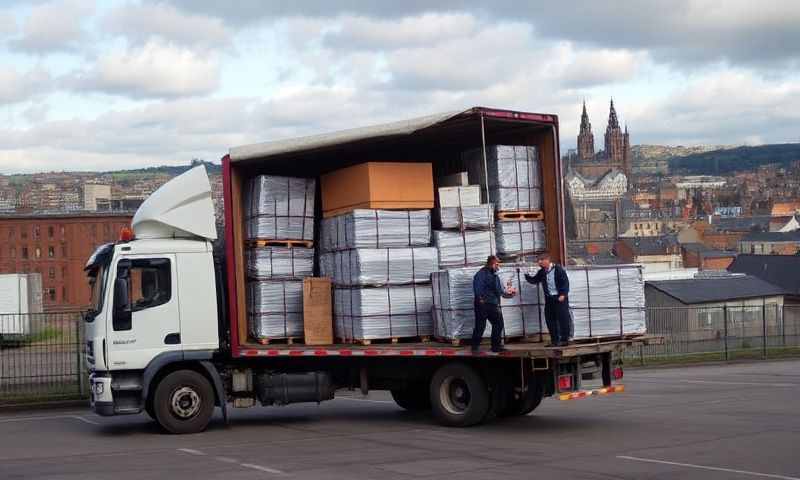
[558,294,565,303]
[505,287,517,297]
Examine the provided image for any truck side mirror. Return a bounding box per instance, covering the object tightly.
[113,261,132,331]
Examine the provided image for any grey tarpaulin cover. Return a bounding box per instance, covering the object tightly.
[320,247,438,286]
[434,230,496,267]
[495,220,546,256]
[334,285,434,341]
[247,280,304,339]
[565,265,646,337]
[245,175,315,241]
[320,209,432,252]
[461,145,542,211]
[246,247,314,279]
[438,204,494,230]
[431,265,546,341]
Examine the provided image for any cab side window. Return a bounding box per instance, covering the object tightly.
[130,258,171,312]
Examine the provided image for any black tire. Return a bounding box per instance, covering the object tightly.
[501,379,544,417]
[153,370,215,434]
[429,363,489,427]
[391,385,431,411]
[145,400,156,420]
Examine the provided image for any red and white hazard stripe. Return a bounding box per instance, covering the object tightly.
[237,348,516,358]
[559,384,625,401]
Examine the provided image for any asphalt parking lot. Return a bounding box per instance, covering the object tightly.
[0,360,798,480]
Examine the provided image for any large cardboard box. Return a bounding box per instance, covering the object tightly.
[321,162,434,218]
[303,277,333,345]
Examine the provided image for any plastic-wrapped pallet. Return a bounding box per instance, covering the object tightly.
[245,175,315,241]
[320,209,431,252]
[434,230,496,267]
[438,204,494,230]
[431,265,545,342]
[320,247,438,287]
[334,285,433,341]
[565,265,646,338]
[247,280,304,340]
[495,221,546,257]
[461,145,542,211]
[246,247,314,279]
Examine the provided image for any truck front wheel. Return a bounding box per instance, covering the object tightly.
[153,370,215,434]
[429,363,489,427]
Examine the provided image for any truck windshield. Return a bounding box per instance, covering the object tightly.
[85,264,108,322]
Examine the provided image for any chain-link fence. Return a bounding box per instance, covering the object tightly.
[623,304,800,365]
[0,311,86,405]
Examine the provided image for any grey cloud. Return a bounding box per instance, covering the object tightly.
[9,0,94,54]
[104,3,232,50]
[0,67,52,105]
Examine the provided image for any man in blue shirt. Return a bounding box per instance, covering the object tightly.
[524,253,571,346]
[472,255,517,353]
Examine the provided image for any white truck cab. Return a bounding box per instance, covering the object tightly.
[85,167,222,422]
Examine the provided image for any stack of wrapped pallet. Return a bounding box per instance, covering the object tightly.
[245,175,315,343]
[461,145,547,260]
[431,264,546,344]
[319,162,437,344]
[433,184,496,268]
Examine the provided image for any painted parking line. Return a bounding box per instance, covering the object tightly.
[177,449,285,475]
[617,455,800,480]
[0,414,100,425]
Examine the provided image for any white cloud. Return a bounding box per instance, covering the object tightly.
[10,0,94,53]
[325,13,479,50]
[0,67,51,105]
[105,3,231,50]
[0,11,16,38]
[69,41,220,99]
[557,47,646,88]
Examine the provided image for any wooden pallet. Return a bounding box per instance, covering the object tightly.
[247,239,314,248]
[496,210,544,221]
[254,336,304,345]
[571,333,644,345]
[341,336,431,346]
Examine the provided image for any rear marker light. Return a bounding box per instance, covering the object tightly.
[558,375,572,391]
[613,367,624,380]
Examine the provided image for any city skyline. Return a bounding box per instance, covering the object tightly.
[0,1,799,174]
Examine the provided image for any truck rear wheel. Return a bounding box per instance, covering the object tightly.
[153,370,215,434]
[501,380,544,417]
[429,363,489,427]
[391,385,431,411]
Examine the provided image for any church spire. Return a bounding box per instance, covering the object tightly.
[608,98,620,129]
[580,100,591,133]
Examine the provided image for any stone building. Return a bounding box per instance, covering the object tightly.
[573,100,632,179]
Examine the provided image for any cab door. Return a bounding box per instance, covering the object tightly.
[106,255,181,370]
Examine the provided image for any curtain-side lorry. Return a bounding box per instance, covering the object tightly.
[84,107,658,434]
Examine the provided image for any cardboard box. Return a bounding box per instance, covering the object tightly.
[438,185,481,208]
[303,277,333,345]
[321,162,434,218]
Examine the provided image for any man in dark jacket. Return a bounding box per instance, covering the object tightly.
[524,253,571,346]
[472,255,516,353]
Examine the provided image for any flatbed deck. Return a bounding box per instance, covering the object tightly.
[236,335,662,359]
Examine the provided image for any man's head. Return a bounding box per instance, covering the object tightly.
[485,255,501,272]
[537,253,553,269]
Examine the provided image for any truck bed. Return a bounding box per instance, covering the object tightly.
[236,334,662,359]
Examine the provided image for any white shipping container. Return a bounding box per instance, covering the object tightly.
[0,273,43,335]
[438,185,481,208]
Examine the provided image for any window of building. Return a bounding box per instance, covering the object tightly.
[48,246,54,258]
[21,247,28,259]
[48,226,54,239]
[62,286,67,302]
[49,267,55,279]
[10,247,16,258]
[8,227,15,240]
[60,226,65,237]
[35,247,41,259]
[47,288,56,302]
[21,229,27,239]
[33,226,40,240]
[62,266,67,279]
[61,245,67,258]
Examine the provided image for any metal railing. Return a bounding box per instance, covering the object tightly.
[0,311,85,405]
[623,304,800,365]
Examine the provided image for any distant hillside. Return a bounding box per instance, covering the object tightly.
[669,144,800,175]
[631,144,734,163]
[101,160,221,177]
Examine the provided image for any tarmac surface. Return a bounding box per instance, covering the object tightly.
[0,360,799,479]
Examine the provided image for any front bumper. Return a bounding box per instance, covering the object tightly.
[89,373,114,415]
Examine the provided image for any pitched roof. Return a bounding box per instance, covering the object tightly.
[646,275,786,304]
[728,254,800,296]
[712,215,771,233]
[620,235,678,255]
[771,201,800,217]
[740,230,800,243]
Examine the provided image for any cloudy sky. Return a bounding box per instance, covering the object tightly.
[1,0,799,173]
